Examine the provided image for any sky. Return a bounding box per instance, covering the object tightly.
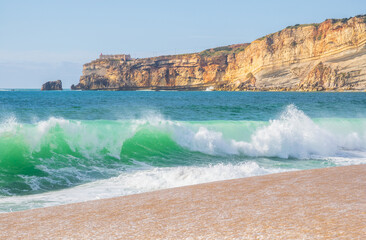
[0,0,365,88]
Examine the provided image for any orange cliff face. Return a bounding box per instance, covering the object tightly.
[72,15,366,91]
[73,53,231,90]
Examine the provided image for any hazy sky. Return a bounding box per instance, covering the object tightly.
[0,0,365,88]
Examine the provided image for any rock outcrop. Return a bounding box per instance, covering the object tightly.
[72,15,366,91]
[42,80,63,91]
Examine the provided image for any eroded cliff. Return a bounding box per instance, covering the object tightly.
[73,15,366,91]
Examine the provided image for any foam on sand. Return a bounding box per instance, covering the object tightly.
[0,165,365,239]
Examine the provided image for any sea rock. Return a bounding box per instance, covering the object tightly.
[41,80,63,91]
[72,15,366,91]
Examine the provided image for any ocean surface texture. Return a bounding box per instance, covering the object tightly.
[0,90,365,212]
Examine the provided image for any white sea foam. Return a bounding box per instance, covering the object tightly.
[232,105,338,158]
[0,161,288,212]
[0,116,19,135]
[1,117,137,159]
[172,105,366,159]
[1,105,366,160]
[1,106,366,212]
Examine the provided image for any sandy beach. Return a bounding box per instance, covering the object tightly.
[0,164,365,239]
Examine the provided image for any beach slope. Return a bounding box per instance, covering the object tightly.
[1,165,365,239]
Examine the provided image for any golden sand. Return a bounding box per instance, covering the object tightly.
[0,165,365,239]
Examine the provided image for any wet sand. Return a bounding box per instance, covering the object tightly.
[1,165,365,239]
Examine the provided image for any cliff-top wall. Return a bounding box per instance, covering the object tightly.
[72,15,366,91]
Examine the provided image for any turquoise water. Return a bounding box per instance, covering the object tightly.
[0,90,366,211]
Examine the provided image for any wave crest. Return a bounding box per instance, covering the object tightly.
[1,105,365,161]
[0,105,365,196]
[173,105,366,158]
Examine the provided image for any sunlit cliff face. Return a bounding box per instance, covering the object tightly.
[73,16,366,91]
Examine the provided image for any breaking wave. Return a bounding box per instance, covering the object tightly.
[0,104,365,209]
[0,162,287,212]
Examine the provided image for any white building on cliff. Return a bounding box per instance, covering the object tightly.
[99,53,131,61]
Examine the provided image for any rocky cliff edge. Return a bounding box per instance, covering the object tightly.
[72,15,366,91]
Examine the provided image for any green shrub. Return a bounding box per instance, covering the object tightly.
[234,45,248,54]
[284,23,319,30]
[200,44,248,57]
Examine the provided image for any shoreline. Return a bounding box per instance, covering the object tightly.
[0,164,365,239]
[2,88,366,92]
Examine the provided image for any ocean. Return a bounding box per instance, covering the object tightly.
[0,90,365,212]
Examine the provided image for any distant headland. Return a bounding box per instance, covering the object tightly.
[71,15,366,92]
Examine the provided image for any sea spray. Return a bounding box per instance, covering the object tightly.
[1,105,366,198]
[172,105,366,158]
[1,91,366,212]
[232,105,337,158]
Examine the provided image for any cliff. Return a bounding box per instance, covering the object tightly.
[41,80,63,91]
[73,15,366,91]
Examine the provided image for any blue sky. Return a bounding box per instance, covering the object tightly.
[0,0,365,88]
